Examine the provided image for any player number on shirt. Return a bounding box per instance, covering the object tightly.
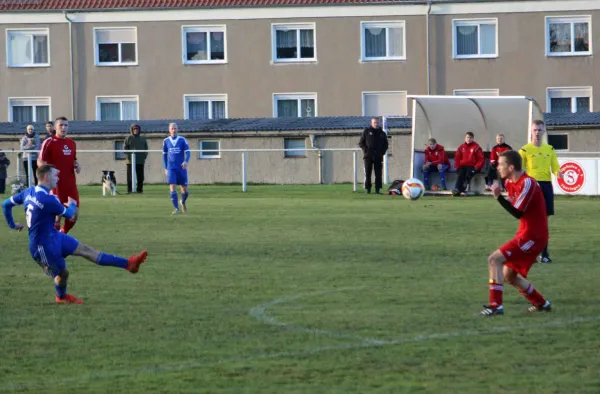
[26,204,34,228]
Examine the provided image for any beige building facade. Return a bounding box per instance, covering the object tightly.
[0,0,599,123]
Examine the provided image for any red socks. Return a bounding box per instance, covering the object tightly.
[519,284,546,306]
[489,282,504,308]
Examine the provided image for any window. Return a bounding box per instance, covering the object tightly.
[453,19,498,58]
[548,134,569,151]
[284,138,306,158]
[272,23,316,62]
[114,141,126,160]
[546,16,591,56]
[95,27,137,66]
[199,140,221,159]
[184,95,227,120]
[6,29,49,67]
[361,21,406,61]
[182,26,226,64]
[8,97,51,122]
[96,96,139,120]
[274,94,317,117]
[547,87,592,113]
[362,91,407,116]
[453,89,499,96]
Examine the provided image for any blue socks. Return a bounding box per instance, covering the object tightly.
[182,191,189,204]
[96,252,128,269]
[54,281,67,298]
[439,169,447,189]
[170,191,179,210]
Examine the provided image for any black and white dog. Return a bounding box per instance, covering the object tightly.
[101,170,119,196]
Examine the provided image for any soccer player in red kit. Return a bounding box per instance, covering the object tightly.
[38,117,81,234]
[480,150,552,316]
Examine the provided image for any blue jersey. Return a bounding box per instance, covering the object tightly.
[163,136,190,170]
[9,186,70,245]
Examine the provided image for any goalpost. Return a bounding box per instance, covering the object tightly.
[407,95,545,192]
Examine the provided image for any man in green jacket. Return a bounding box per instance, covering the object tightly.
[123,124,148,193]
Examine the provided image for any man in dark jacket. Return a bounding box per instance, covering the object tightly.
[359,117,388,194]
[0,150,10,194]
[123,124,148,193]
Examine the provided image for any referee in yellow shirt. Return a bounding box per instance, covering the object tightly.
[519,119,563,263]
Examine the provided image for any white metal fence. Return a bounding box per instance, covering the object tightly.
[3,148,393,193]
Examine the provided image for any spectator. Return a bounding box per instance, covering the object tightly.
[358,117,388,194]
[45,121,55,137]
[452,131,485,196]
[485,134,512,191]
[20,124,40,186]
[422,138,450,190]
[124,124,148,194]
[0,150,9,194]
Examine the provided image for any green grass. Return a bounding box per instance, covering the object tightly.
[1,185,599,393]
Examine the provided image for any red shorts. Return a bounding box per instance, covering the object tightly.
[499,236,546,278]
[51,184,80,207]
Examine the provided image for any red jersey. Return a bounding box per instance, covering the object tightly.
[40,136,78,187]
[454,142,485,170]
[424,144,450,166]
[490,143,513,166]
[505,173,548,241]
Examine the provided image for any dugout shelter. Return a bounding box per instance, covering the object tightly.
[408,95,545,193]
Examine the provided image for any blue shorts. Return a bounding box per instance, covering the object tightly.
[30,231,79,277]
[167,168,188,186]
[538,181,554,216]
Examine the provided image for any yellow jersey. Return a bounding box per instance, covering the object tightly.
[518,143,560,182]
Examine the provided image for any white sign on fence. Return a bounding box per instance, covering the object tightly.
[552,158,599,196]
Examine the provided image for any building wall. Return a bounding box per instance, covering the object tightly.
[1,2,599,121]
[0,129,414,185]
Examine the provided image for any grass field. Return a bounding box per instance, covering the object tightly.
[1,185,599,394]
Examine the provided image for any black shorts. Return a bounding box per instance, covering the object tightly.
[538,181,554,216]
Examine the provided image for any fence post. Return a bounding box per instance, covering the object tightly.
[132,152,137,193]
[353,151,358,192]
[242,151,247,192]
[27,154,33,187]
[382,116,389,185]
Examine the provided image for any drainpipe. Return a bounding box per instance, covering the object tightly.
[426,0,432,95]
[63,11,75,119]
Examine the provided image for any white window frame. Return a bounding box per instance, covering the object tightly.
[8,97,52,122]
[547,133,569,152]
[114,141,127,160]
[273,93,318,118]
[545,16,592,57]
[6,28,50,67]
[94,27,138,66]
[546,86,593,113]
[183,94,228,120]
[199,140,221,159]
[453,89,500,96]
[360,21,407,62]
[361,91,408,116]
[271,23,317,63]
[452,18,498,59]
[181,25,227,65]
[95,95,140,121]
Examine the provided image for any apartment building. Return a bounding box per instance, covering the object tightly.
[0,0,598,124]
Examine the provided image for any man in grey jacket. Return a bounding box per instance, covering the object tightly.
[21,125,40,186]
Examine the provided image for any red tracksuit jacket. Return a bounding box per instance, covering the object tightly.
[424,144,450,166]
[490,143,513,167]
[454,141,485,171]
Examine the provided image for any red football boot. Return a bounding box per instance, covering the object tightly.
[56,294,84,304]
[127,250,148,273]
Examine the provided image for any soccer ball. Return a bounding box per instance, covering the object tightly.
[401,178,425,200]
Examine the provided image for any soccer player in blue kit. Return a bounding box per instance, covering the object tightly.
[2,165,148,304]
[163,122,191,214]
